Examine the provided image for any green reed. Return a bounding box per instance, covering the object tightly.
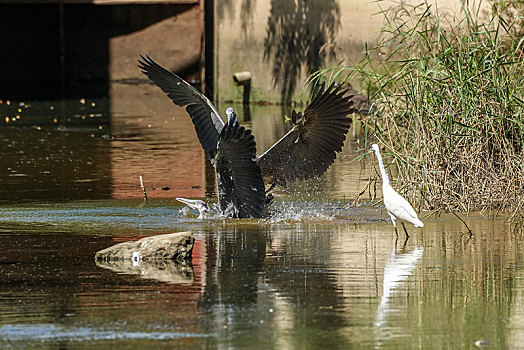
[311,0,524,220]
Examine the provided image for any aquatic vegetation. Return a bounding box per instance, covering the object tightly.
[312,0,524,220]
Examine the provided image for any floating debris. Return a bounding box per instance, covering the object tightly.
[132,251,141,267]
[475,340,489,347]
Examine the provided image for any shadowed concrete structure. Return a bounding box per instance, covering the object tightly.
[0,0,204,100]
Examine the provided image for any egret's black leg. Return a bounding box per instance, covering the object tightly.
[394,226,399,237]
[401,222,410,239]
[402,234,409,249]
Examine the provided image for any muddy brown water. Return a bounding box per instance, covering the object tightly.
[0,94,522,349]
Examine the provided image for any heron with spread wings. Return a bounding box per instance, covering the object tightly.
[138,55,354,218]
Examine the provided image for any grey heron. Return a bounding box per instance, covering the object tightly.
[138,55,354,218]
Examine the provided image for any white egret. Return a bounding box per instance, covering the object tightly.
[371,144,423,238]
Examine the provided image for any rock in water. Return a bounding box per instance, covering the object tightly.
[95,232,194,263]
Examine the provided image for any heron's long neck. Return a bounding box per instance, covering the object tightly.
[373,149,390,185]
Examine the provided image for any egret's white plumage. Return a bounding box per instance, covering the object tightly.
[371,144,423,237]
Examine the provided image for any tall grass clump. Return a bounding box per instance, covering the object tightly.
[314,1,524,220]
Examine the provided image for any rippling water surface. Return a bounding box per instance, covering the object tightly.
[0,91,522,349]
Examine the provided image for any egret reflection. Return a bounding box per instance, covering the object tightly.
[375,246,424,329]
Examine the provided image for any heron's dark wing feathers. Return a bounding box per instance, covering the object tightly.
[138,55,224,160]
[215,118,266,218]
[257,82,353,185]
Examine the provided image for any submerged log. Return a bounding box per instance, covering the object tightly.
[95,231,194,263]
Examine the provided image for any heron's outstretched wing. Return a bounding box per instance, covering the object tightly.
[215,116,266,218]
[257,82,353,186]
[138,55,224,160]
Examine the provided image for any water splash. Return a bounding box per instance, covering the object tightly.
[177,198,377,223]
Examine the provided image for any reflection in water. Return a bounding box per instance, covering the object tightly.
[195,224,354,348]
[0,89,369,202]
[374,246,424,329]
[509,267,524,346]
[264,0,340,103]
[95,256,195,285]
[1,84,523,348]
[0,205,522,348]
[201,228,268,308]
[0,99,110,201]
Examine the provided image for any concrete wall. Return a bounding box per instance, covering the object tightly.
[215,0,467,104]
[215,0,380,104]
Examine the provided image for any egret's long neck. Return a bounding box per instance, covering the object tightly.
[373,148,390,185]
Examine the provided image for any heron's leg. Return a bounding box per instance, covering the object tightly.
[401,222,410,239]
[265,183,276,195]
[266,193,274,206]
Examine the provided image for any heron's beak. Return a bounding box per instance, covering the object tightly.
[176,197,204,210]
